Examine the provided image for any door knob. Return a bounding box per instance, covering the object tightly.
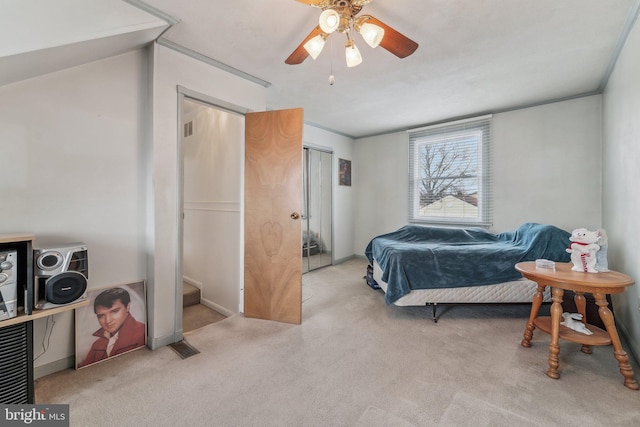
[290,212,300,220]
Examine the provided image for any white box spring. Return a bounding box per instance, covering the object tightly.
[373,260,551,306]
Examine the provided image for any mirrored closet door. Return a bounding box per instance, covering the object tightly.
[302,147,333,273]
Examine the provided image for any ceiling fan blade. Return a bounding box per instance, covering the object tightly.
[366,16,419,59]
[285,26,326,65]
[295,0,326,6]
[295,0,373,6]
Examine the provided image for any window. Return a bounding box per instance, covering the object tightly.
[408,115,492,226]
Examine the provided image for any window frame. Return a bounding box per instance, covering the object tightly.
[408,116,492,227]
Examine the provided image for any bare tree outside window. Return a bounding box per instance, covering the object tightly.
[418,136,478,208]
[409,118,491,225]
[414,131,480,220]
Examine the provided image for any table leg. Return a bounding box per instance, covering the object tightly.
[522,284,546,347]
[593,292,639,390]
[546,287,563,379]
[573,291,592,354]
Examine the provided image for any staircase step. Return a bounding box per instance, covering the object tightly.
[183,282,201,307]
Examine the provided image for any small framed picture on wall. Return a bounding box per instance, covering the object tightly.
[75,281,147,369]
[339,158,351,186]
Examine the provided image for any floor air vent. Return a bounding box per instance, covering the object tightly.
[169,340,200,359]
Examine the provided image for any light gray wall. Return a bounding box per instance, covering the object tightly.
[0,50,149,370]
[353,132,409,256]
[602,14,640,361]
[491,96,602,232]
[353,95,603,256]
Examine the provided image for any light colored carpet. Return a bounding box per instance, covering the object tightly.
[35,258,640,426]
[302,274,313,302]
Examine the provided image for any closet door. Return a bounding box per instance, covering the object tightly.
[303,148,332,272]
[244,109,303,324]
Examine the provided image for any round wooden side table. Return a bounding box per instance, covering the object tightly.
[516,261,638,390]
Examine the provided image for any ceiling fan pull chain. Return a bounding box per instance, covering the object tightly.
[329,39,335,85]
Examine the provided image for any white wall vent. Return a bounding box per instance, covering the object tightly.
[184,121,193,137]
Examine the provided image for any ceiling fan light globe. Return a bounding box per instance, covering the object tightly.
[359,22,384,48]
[304,34,326,60]
[319,9,340,34]
[345,40,363,67]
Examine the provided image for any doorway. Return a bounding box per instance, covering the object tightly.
[179,96,244,333]
[302,147,333,273]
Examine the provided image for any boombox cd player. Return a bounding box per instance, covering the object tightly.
[34,242,88,310]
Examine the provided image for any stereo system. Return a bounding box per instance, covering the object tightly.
[33,243,88,310]
[0,250,18,320]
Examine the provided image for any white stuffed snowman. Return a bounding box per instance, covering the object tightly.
[566,228,600,273]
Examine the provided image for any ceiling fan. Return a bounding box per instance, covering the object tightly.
[286,0,419,67]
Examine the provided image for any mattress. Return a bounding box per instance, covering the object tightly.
[373,260,551,306]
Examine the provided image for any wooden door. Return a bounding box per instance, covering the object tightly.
[244,108,303,324]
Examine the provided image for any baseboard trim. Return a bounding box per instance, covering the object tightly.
[334,254,356,265]
[183,275,203,289]
[200,297,235,317]
[34,356,75,379]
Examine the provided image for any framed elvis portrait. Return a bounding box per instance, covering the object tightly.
[75,281,147,369]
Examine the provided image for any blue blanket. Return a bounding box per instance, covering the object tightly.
[365,223,571,304]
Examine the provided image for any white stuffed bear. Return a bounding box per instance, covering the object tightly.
[566,228,600,273]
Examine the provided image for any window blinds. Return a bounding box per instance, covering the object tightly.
[408,115,492,227]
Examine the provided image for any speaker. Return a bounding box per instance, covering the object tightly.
[34,243,88,310]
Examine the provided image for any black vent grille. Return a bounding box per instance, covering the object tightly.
[0,322,33,404]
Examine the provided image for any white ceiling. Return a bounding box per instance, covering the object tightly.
[3,0,639,139]
[0,0,169,87]
[140,0,639,138]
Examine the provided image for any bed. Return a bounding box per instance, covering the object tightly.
[365,223,571,321]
